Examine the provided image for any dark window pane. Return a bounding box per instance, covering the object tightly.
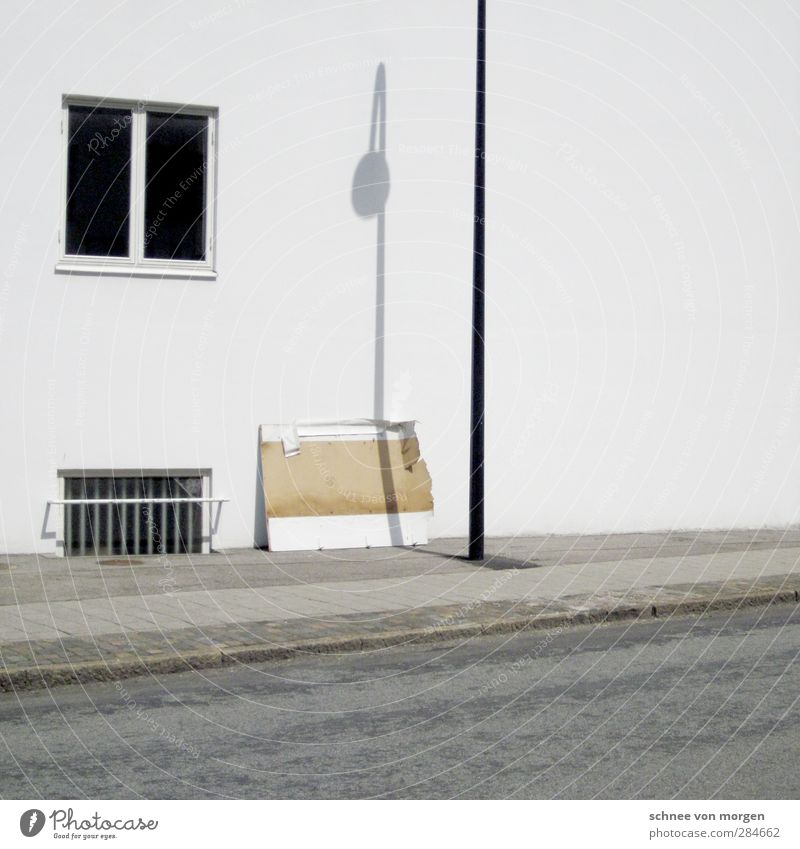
[66,106,132,257]
[144,112,208,261]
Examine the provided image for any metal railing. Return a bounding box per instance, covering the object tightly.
[50,479,228,556]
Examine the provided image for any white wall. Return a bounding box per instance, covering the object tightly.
[1,0,799,553]
[486,0,800,534]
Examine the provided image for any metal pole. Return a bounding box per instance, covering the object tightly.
[468,0,487,561]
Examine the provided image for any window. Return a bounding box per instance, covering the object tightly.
[60,472,209,556]
[58,97,217,278]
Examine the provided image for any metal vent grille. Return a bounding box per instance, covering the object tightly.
[64,475,203,556]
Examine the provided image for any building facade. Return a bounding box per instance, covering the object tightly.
[2,0,799,555]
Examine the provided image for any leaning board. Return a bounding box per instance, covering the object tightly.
[259,420,433,551]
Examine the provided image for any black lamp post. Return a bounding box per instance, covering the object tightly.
[468,0,487,561]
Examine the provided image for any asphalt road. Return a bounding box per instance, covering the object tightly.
[1,605,798,799]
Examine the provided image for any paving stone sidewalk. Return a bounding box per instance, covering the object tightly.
[2,530,800,690]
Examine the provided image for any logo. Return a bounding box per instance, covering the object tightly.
[19,809,45,837]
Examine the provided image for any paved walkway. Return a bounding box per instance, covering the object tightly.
[2,530,799,689]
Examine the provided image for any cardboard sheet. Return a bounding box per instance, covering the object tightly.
[261,435,433,519]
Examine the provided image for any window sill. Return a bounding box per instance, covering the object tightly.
[55,261,217,281]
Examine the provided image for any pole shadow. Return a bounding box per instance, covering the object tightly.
[395,546,542,570]
[352,63,403,546]
[253,433,269,549]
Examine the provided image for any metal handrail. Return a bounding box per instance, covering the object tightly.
[48,497,229,505]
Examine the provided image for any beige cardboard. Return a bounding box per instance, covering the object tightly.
[261,438,433,519]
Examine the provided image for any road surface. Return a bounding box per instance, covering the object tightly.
[1,605,798,798]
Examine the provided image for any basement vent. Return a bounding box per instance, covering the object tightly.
[63,474,203,556]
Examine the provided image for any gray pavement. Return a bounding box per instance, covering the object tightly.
[1,605,797,799]
[4,529,800,604]
[3,531,800,641]
[1,530,799,690]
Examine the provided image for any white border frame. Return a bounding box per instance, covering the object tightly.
[56,95,218,280]
[266,513,432,552]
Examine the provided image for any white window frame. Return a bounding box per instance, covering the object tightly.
[56,95,218,280]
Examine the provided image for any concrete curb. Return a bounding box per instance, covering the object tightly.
[2,583,798,693]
